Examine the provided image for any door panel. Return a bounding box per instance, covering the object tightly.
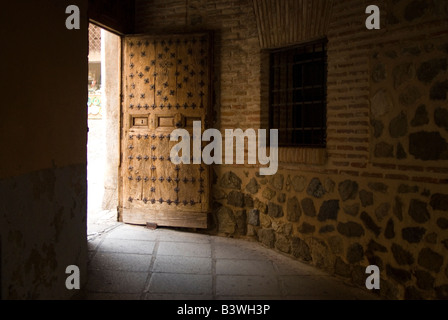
[120,33,211,228]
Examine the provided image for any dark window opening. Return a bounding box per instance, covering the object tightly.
[269,39,327,148]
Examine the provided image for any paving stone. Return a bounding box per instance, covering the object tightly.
[216,275,280,296]
[89,252,152,272]
[106,225,158,241]
[86,269,148,293]
[98,238,155,255]
[148,273,212,295]
[86,224,379,300]
[156,229,211,244]
[152,255,211,274]
[157,242,211,258]
[215,259,275,275]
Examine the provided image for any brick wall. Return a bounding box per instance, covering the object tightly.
[135,0,448,299]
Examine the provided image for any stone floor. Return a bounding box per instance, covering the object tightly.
[86,118,379,301]
[86,212,380,300]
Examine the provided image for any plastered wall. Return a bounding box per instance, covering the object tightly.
[0,0,88,299]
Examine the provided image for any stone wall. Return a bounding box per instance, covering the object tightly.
[135,0,448,299]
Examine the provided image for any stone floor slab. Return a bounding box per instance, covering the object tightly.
[106,225,158,241]
[157,241,211,257]
[215,259,276,275]
[216,275,281,297]
[89,252,152,272]
[86,269,148,294]
[98,238,156,255]
[152,255,212,274]
[147,273,213,295]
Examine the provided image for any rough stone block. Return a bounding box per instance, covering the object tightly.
[360,211,381,237]
[346,243,364,263]
[245,177,260,194]
[430,193,448,211]
[227,190,245,207]
[307,178,326,198]
[301,198,316,217]
[408,199,430,223]
[418,248,443,272]
[337,221,365,237]
[258,228,275,248]
[391,243,414,265]
[248,208,260,226]
[267,202,283,218]
[220,171,242,190]
[402,227,426,243]
[317,200,339,222]
[291,237,312,262]
[338,180,359,201]
[286,196,301,222]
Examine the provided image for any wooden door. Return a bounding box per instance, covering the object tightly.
[119,33,212,229]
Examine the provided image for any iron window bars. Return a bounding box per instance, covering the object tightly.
[269,38,328,148]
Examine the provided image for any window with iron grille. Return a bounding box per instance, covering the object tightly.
[269,39,327,148]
